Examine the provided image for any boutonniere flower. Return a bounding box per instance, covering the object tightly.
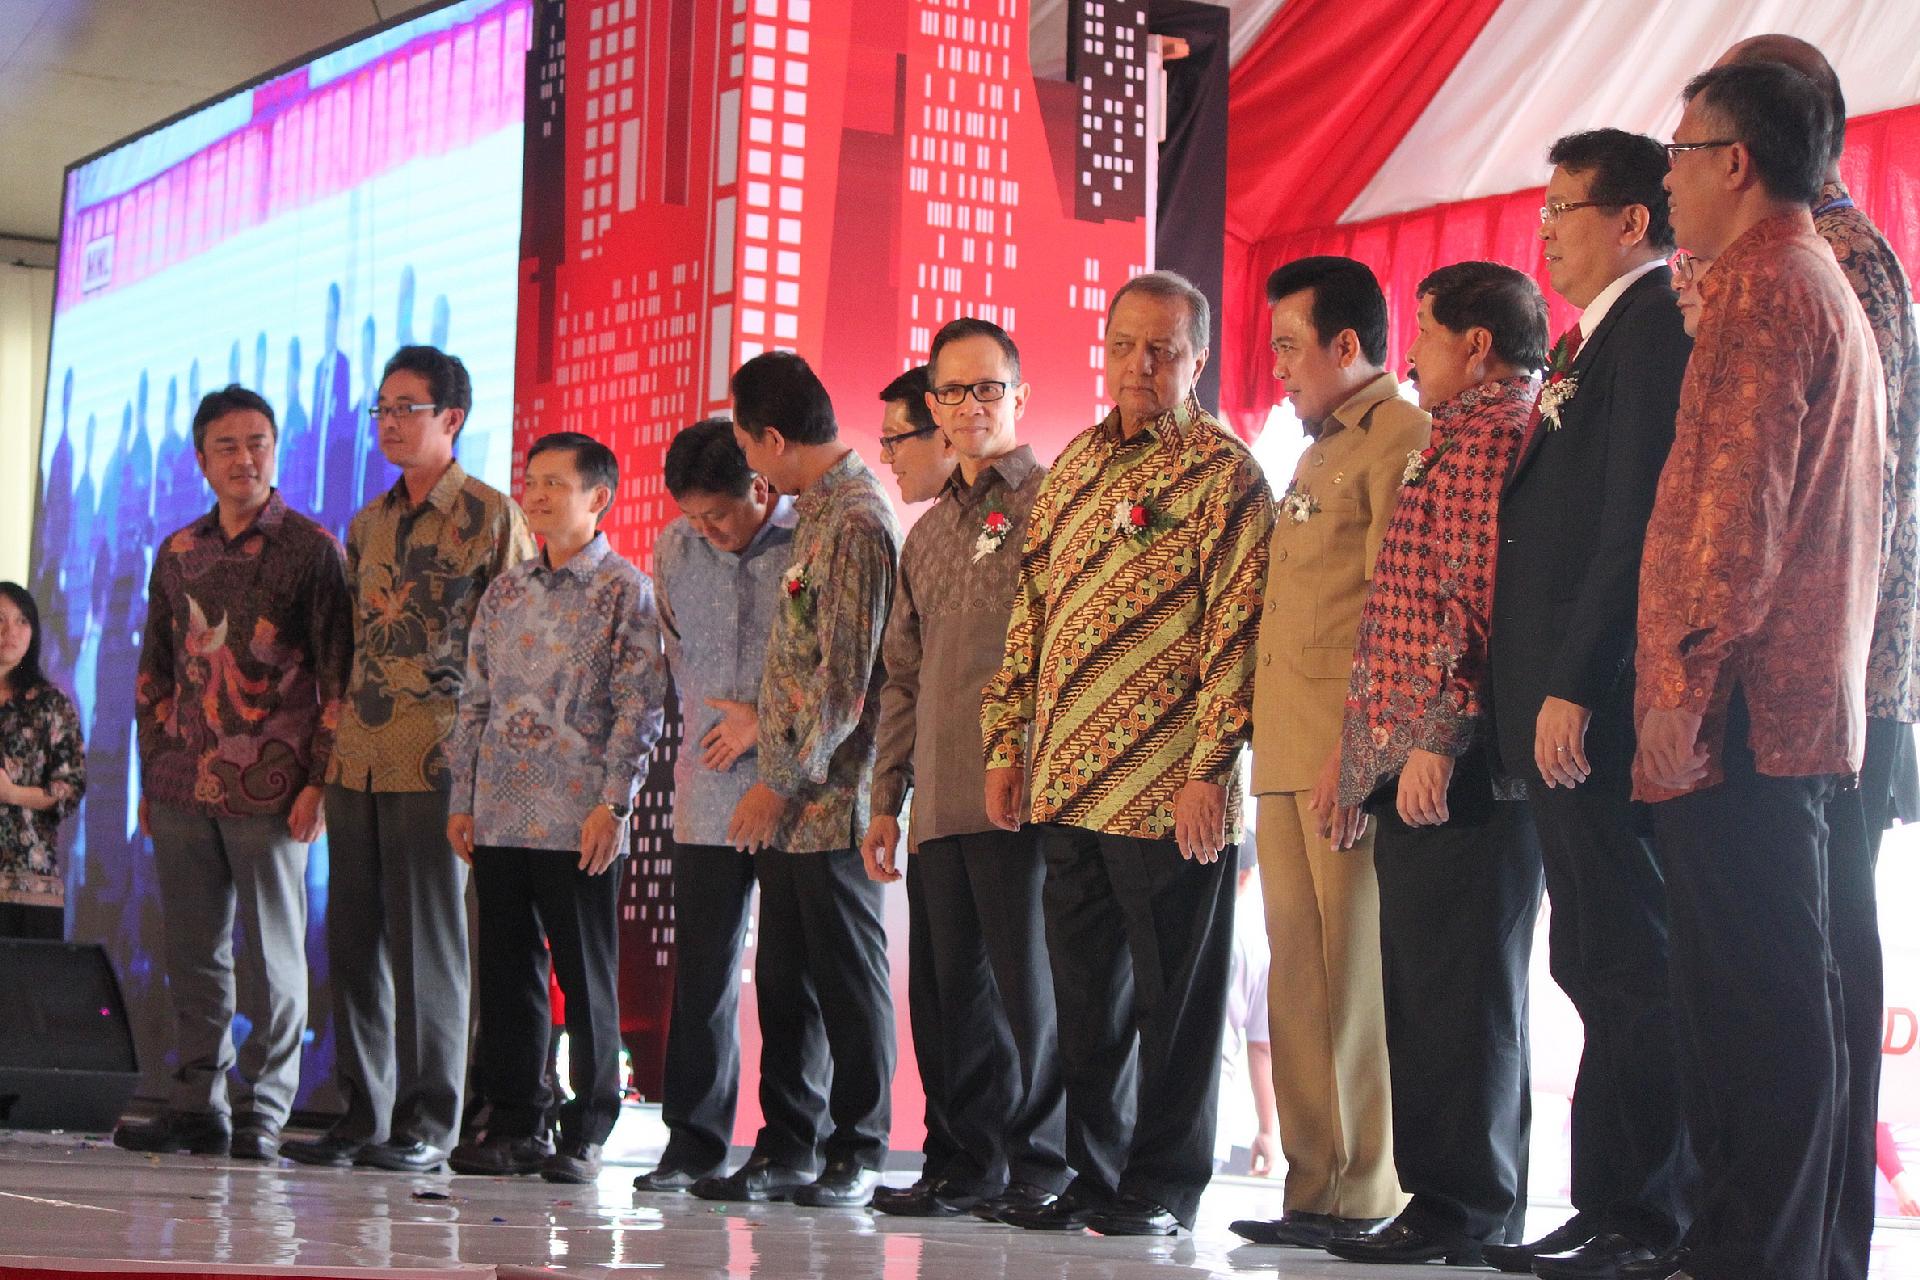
[1537,376,1579,431]
[1111,495,1168,543]
[1403,436,1453,486]
[973,500,1015,563]
[782,562,813,622]
[1278,481,1321,525]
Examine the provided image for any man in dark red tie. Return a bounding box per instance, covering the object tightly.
[1483,130,1695,1279]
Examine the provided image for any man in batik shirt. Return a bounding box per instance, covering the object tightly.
[1325,263,1547,1268]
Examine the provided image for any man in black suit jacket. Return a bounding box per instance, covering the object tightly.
[1484,130,1694,1280]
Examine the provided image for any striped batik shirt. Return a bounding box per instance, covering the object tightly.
[981,395,1273,840]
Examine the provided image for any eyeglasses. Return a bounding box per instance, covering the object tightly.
[1539,199,1618,224]
[1664,139,1736,166]
[877,423,941,460]
[929,379,1010,406]
[369,401,439,423]
[1670,251,1714,289]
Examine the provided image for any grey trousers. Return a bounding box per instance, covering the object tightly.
[323,786,469,1149]
[147,803,310,1126]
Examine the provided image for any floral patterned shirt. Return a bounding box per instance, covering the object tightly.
[1635,209,1885,800]
[0,683,86,909]
[448,534,667,852]
[757,450,902,853]
[329,463,537,793]
[1339,375,1535,807]
[136,491,353,816]
[981,396,1273,840]
[1816,180,1920,723]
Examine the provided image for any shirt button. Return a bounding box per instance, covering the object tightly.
[1274,548,1288,563]
[1312,452,1326,467]
[1263,653,1272,667]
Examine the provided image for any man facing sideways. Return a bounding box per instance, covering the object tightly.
[632,419,796,1193]
[691,351,901,1210]
[981,270,1274,1236]
[284,346,535,1173]
[1481,129,1695,1280]
[863,320,1068,1220]
[1325,262,1547,1268]
[1231,256,1424,1251]
[445,432,665,1185]
[115,385,352,1161]
[1633,63,1883,1280]
[1717,37,1920,1280]
[876,364,959,504]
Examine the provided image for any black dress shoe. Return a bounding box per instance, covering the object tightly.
[1001,1191,1098,1231]
[1324,1216,1484,1266]
[971,1181,1057,1222]
[873,1177,988,1216]
[1087,1194,1182,1236]
[449,1134,555,1176]
[112,1111,232,1156]
[1617,1247,1692,1280]
[793,1158,882,1207]
[633,1162,720,1193]
[1483,1213,1598,1273]
[1533,1232,1658,1280]
[540,1141,603,1185]
[281,1131,367,1168]
[355,1139,449,1172]
[1231,1211,1390,1248]
[691,1155,815,1203]
[230,1114,282,1161]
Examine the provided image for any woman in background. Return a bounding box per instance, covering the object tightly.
[0,581,87,938]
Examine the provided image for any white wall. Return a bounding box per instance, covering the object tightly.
[0,258,55,586]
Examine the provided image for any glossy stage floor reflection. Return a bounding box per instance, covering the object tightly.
[3,1132,1920,1279]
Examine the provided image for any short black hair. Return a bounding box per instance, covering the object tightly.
[0,582,47,694]
[192,384,278,454]
[878,366,936,433]
[383,344,474,416]
[731,351,837,445]
[1683,62,1831,205]
[1264,256,1389,366]
[1416,262,1550,372]
[1725,35,1847,170]
[1547,129,1676,252]
[664,417,755,499]
[928,318,1023,385]
[526,431,619,518]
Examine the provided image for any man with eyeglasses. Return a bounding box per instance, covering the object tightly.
[284,346,535,1174]
[876,365,958,503]
[1633,64,1884,1280]
[1477,129,1694,1279]
[863,321,1067,1222]
[982,271,1274,1237]
[114,385,352,1162]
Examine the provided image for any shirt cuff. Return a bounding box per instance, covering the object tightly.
[984,727,1028,769]
[870,777,907,820]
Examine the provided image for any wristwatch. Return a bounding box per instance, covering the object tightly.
[603,802,632,820]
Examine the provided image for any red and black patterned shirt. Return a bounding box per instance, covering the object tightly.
[1339,374,1535,806]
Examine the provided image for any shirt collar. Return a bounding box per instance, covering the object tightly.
[1814,178,1854,216]
[535,531,611,580]
[1430,373,1541,430]
[383,460,469,515]
[1709,207,1820,296]
[794,449,864,518]
[195,488,290,544]
[1322,371,1409,438]
[1579,258,1667,339]
[1095,394,1203,447]
[941,444,1040,505]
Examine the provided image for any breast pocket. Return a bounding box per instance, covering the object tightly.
[1299,644,1354,682]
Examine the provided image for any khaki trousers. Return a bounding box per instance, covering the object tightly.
[1254,791,1404,1218]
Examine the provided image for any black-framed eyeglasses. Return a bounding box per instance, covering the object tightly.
[878,423,941,459]
[369,401,440,423]
[1539,199,1619,224]
[929,379,1009,406]
[1664,139,1736,166]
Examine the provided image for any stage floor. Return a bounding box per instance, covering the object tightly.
[2,1129,1918,1279]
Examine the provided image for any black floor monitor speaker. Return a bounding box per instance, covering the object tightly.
[0,939,140,1131]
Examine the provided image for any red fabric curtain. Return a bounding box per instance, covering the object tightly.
[1221,102,1920,433]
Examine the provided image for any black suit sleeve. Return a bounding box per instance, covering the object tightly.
[1546,288,1692,709]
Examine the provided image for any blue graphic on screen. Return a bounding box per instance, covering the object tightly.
[32,0,531,1107]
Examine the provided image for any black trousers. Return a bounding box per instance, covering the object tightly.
[471,844,624,1146]
[1371,769,1542,1244]
[1530,750,1688,1249]
[1653,696,1842,1280]
[751,846,893,1171]
[657,841,758,1174]
[1038,823,1236,1228]
[907,829,1068,1194]
[1822,714,1899,1280]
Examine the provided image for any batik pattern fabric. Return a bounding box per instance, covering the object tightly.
[0,684,85,908]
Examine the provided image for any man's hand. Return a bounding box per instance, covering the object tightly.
[985,765,1026,832]
[288,785,327,843]
[1636,706,1709,792]
[701,698,758,771]
[0,765,17,807]
[1534,696,1593,789]
[447,813,476,864]
[1249,1127,1280,1178]
[1396,748,1454,827]
[860,816,903,883]
[728,783,786,853]
[579,804,624,875]
[1174,779,1227,863]
[1308,747,1367,849]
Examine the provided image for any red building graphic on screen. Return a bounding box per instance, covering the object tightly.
[513,0,1151,1109]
